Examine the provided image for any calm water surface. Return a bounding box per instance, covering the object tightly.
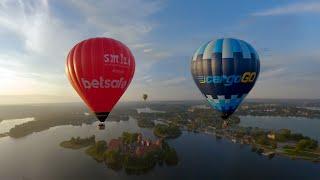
[0,117,319,180]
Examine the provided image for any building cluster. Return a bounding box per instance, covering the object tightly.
[222,128,254,145]
[267,132,276,140]
[107,133,163,157]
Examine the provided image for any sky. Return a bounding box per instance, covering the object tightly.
[0,0,320,104]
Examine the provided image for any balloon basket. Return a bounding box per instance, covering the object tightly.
[98,123,105,130]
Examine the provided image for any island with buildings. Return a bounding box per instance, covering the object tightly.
[60,132,179,174]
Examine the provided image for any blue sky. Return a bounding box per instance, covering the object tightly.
[0,0,320,104]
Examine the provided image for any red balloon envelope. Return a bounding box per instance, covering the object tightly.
[66,37,135,122]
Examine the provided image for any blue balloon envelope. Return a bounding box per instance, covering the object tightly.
[191,38,260,119]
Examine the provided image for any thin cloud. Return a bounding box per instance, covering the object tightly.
[0,0,165,100]
[259,67,287,80]
[252,2,320,16]
[143,48,153,53]
[159,77,187,86]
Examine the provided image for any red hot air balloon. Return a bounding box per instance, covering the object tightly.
[66,37,135,128]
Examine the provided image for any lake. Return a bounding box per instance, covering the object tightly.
[0,117,319,179]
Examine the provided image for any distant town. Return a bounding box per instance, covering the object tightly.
[236,101,320,118]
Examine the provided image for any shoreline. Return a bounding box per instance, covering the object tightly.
[185,127,320,163]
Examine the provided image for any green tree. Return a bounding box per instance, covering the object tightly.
[95,141,107,153]
[256,135,269,146]
[296,139,318,151]
[164,148,179,166]
[122,132,139,144]
[276,129,291,142]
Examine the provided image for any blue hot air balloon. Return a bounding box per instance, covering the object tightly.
[191,38,260,119]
